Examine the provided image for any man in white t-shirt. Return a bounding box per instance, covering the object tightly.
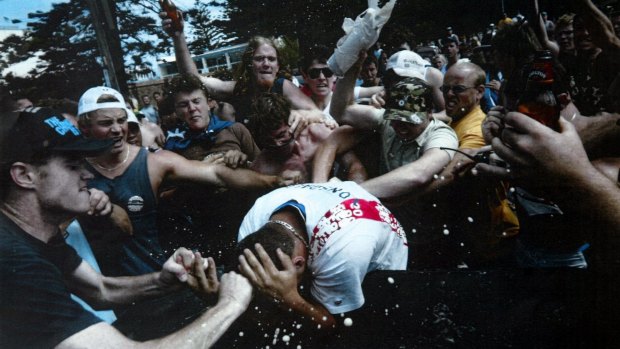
[237,181,408,329]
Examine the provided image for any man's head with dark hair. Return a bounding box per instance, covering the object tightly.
[167,73,209,100]
[235,224,296,271]
[167,73,212,131]
[300,45,331,74]
[361,54,380,84]
[248,93,293,150]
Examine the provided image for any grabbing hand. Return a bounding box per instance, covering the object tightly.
[186,253,220,297]
[203,153,225,165]
[238,244,300,304]
[476,113,591,189]
[482,106,507,145]
[222,150,248,169]
[370,90,386,109]
[159,9,185,37]
[278,169,304,186]
[87,188,112,216]
[160,247,207,287]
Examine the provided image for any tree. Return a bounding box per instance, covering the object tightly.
[186,0,232,54]
[220,0,364,49]
[0,0,175,101]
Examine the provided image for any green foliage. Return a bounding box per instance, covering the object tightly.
[186,0,231,54]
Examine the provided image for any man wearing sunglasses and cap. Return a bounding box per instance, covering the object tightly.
[313,52,458,264]
[0,108,253,348]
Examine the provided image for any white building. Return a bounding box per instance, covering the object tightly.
[157,43,248,78]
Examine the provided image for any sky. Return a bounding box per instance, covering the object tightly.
[0,0,198,29]
[0,0,201,77]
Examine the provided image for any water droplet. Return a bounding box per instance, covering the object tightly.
[433,174,439,179]
[467,216,474,222]
[239,331,244,337]
[387,277,394,284]
[343,317,353,326]
[443,229,450,235]
[282,335,290,342]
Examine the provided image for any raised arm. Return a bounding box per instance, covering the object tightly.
[330,51,367,123]
[573,0,620,50]
[533,0,560,57]
[160,10,235,99]
[312,125,366,182]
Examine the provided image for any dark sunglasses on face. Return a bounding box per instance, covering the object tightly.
[440,85,475,94]
[307,67,334,79]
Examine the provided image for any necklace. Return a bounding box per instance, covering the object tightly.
[269,220,310,250]
[88,146,130,172]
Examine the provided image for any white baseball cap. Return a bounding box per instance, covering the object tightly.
[386,50,428,80]
[78,86,128,116]
[126,109,139,125]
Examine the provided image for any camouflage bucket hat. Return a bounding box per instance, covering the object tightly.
[384,77,432,125]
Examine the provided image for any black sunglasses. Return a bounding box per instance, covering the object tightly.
[307,67,334,79]
[439,85,475,94]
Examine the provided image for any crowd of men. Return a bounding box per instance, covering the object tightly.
[1,0,620,347]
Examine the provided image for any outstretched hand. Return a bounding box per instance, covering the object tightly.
[475,112,591,190]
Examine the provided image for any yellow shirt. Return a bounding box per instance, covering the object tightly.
[450,105,486,149]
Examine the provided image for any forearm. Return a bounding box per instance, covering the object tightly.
[573,112,620,157]
[312,127,360,182]
[283,292,336,330]
[312,142,341,183]
[217,166,280,190]
[92,272,176,309]
[574,0,620,49]
[172,33,200,76]
[330,57,363,123]
[144,299,246,348]
[361,166,436,200]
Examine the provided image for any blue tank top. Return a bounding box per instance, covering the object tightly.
[86,147,166,276]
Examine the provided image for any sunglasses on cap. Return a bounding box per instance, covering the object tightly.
[307,67,334,79]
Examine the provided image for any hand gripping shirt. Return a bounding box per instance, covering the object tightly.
[238,181,408,314]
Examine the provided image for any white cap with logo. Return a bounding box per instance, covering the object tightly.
[386,50,430,80]
[78,86,128,116]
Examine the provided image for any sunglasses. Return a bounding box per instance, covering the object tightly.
[307,67,334,79]
[439,85,476,94]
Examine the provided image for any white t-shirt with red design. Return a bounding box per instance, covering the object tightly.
[238,181,408,314]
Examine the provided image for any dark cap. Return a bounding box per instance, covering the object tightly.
[384,77,432,124]
[0,107,113,167]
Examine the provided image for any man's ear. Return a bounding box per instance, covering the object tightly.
[10,163,38,190]
[291,256,306,270]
